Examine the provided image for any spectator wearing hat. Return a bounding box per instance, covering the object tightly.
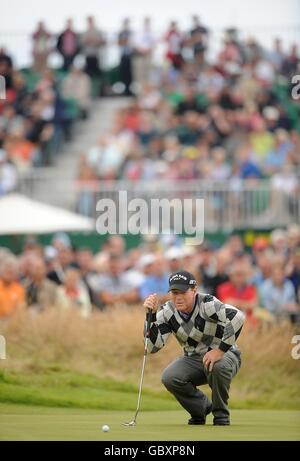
[165,246,183,273]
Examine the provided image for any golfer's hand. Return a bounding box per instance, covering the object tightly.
[143,293,159,312]
[203,349,225,372]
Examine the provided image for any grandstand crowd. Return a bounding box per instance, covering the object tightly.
[0,16,299,326]
[0,16,299,205]
[0,226,300,326]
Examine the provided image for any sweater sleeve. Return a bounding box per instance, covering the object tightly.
[203,296,245,352]
[144,307,173,354]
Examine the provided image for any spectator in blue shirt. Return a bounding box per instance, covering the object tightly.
[139,254,169,303]
[259,264,299,322]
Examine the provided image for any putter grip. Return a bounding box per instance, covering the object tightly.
[145,308,152,338]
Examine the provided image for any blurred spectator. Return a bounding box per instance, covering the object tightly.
[32,21,52,73]
[0,257,25,319]
[80,16,106,79]
[0,47,13,89]
[164,246,183,273]
[76,247,104,309]
[24,257,61,311]
[189,15,209,60]
[62,64,92,119]
[251,251,273,289]
[259,264,299,322]
[88,254,139,307]
[139,254,169,303]
[286,247,300,305]
[164,21,184,70]
[56,19,80,71]
[200,249,230,296]
[0,148,17,195]
[59,267,92,318]
[133,17,155,88]
[118,18,134,96]
[217,261,258,327]
[47,243,76,285]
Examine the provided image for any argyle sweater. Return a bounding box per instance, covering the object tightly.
[145,293,245,356]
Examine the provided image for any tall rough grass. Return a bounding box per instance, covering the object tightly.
[0,306,299,409]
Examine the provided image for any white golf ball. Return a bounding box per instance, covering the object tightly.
[102,424,110,432]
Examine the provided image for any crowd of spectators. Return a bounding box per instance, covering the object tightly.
[74,18,300,219]
[0,16,106,196]
[0,225,300,326]
[1,16,299,205]
[0,17,300,327]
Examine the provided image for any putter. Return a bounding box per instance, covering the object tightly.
[123,308,152,427]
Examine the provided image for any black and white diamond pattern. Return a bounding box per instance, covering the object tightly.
[145,293,245,356]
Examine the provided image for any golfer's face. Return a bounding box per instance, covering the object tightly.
[170,288,196,313]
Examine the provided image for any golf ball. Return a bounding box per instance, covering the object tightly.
[102,424,110,432]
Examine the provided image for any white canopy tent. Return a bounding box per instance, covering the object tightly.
[0,194,94,235]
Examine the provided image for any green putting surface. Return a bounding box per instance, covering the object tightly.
[0,404,299,441]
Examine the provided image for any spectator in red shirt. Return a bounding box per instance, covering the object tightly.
[217,261,258,328]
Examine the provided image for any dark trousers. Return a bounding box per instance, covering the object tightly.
[161,350,241,422]
[119,54,133,95]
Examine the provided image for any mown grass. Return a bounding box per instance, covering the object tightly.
[1,404,300,441]
[0,307,299,410]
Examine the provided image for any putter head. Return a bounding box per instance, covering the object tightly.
[122,420,136,427]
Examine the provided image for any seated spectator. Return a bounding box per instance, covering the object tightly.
[251,251,273,289]
[24,257,61,311]
[4,127,36,170]
[62,64,92,119]
[59,267,92,318]
[201,249,230,296]
[217,261,259,327]
[0,257,25,319]
[259,265,299,322]
[286,247,300,305]
[88,254,139,307]
[47,240,77,285]
[76,247,104,309]
[0,148,17,195]
[164,246,183,273]
[139,254,169,304]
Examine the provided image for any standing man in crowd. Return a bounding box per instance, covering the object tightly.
[81,16,106,80]
[143,270,245,426]
[118,18,134,96]
[56,19,80,71]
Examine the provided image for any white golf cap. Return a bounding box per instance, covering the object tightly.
[165,246,184,260]
[182,246,196,257]
[138,253,156,268]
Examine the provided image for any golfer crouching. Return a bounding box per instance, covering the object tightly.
[143,270,245,426]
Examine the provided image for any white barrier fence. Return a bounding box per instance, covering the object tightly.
[18,173,300,231]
